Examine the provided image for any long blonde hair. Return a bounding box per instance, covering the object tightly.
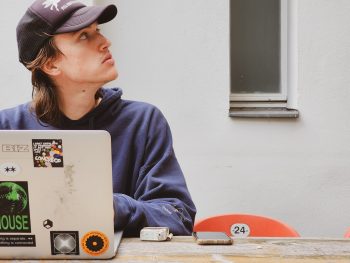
[24,37,63,127]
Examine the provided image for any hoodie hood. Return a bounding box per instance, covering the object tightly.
[60,87,123,129]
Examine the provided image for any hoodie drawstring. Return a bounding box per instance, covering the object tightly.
[88,116,95,129]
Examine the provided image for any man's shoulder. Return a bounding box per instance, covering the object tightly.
[0,103,30,117]
[123,99,158,111]
[0,103,33,129]
[121,99,165,120]
[101,87,166,123]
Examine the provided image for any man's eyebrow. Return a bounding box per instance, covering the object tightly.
[72,28,87,37]
[72,23,98,36]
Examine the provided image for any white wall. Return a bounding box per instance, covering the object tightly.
[2,0,350,237]
[0,1,33,108]
[98,0,350,238]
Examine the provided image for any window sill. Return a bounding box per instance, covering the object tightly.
[229,107,299,118]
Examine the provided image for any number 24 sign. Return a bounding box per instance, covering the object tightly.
[230,223,251,237]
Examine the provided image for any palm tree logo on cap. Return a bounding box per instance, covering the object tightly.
[42,0,61,11]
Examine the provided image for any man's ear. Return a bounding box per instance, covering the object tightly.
[41,58,61,76]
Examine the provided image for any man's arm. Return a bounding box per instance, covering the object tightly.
[113,107,196,237]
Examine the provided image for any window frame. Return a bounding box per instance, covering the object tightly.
[229,0,288,104]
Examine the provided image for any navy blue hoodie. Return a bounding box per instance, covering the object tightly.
[0,88,196,236]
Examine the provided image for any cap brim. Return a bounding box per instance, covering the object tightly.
[55,4,117,34]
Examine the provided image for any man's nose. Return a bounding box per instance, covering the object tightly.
[99,34,111,51]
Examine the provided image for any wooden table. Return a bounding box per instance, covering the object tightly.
[0,236,349,262]
[114,236,350,263]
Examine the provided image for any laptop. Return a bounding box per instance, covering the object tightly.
[0,130,122,259]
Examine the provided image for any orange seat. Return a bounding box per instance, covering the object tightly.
[344,228,350,238]
[194,214,300,237]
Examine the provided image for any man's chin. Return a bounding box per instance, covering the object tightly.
[110,71,119,81]
[113,71,119,80]
[102,73,118,86]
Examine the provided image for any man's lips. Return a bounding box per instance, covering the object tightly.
[102,54,114,65]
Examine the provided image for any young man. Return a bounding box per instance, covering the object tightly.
[0,0,196,237]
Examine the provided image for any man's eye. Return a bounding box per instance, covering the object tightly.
[79,32,88,40]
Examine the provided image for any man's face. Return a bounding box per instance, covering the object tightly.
[52,22,118,87]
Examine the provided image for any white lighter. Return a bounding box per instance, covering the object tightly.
[140,227,173,241]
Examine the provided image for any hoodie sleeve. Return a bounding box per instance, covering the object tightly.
[113,107,196,237]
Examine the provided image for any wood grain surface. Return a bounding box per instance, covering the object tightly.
[1,236,350,262]
[113,236,350,263]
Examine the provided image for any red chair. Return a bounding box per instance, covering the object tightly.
[344,228,350,238]
[194,214,300,237]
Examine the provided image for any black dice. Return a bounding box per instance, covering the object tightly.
[43,219,53,229]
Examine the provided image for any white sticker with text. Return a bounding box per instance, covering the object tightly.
[0,163,21,176]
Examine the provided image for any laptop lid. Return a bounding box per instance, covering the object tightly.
[0,130,120,259]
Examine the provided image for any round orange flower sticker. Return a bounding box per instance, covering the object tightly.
[81,231,109,256]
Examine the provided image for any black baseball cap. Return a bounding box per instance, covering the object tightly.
[16,0,117,65]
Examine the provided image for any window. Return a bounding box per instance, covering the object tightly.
[229,0,298,118]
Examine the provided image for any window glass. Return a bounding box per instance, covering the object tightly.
[230,0,281,94]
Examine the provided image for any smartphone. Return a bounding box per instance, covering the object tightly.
[193,231,233,245]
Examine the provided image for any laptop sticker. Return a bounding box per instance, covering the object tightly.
[0,181,31,233]
[32,139,64,168]
[0,235,36,247]
[1,144,29,153]
[81,231,109,256]
[43,219,53,229]
[0,163,21,177]
[50,231,80,255]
